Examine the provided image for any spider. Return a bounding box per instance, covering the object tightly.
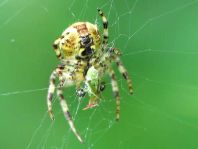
[47,8,133,143]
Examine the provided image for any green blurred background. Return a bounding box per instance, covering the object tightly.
[1,0,198,148]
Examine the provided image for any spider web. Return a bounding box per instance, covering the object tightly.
[1,0,198,149]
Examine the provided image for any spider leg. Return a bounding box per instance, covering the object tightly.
[52,37,63,60]
[109,68,120,121]
[97,8,108,50]
[47,69,59,120]
[47,66,83,143]
[114,55,133,94]
[57,87,83,143]
[47,64,68,120]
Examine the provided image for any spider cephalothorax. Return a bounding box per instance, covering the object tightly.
[47,9,133,143]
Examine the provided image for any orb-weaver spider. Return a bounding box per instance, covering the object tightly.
[47,8,133,143]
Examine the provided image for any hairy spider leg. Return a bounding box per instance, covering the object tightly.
[57,87,83,143]
[115,55,133,94]
[52,37,63,60]
[47,68,59,120]
[97,8,108,50]
[47,67,83,143]
[109,68,120,121]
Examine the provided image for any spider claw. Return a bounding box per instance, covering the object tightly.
[116,116,120,122]
[130,89,133,95]
[77,136,83,143]
[48,111,55,121]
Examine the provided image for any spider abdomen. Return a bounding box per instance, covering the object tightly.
[59,22,101,59]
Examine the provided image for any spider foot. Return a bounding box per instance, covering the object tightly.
[48,111,55,121]
[83,103,98,110]
[130,89,134,95]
